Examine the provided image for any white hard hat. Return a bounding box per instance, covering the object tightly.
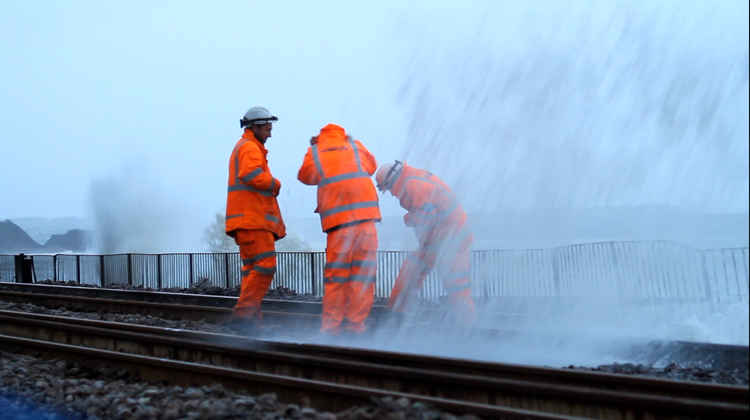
[240,106,278,128]
[375,160,403,192]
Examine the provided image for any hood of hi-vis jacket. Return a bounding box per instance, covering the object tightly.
[298,123,381,232]
[390,163,467,233]
[225,130,286,239]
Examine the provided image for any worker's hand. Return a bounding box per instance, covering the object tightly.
[310,136,318,145]
[272,178,281,196]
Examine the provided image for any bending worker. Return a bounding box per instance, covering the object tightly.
[225,106,286,327]
[298,123,381,335]
[375,161,476,326]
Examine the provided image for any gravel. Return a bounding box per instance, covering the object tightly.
[1,351,482,419]
[1,286,747,419]
[31,280,393,305]
[1,297,747,387]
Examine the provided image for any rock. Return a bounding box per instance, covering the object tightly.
[183,388,205,399]
[257,393,278,410]
[285,403,301,417]
[301,407,317,418]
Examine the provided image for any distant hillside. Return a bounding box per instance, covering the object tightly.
[0,219,42,252]
[10,217,91,245]
[43,229,92,252]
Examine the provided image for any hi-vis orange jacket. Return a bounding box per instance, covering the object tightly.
[225,130,286,239]
[390,163,467,243]
[298,124,381,232]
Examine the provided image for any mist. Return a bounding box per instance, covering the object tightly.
[88,159,208,253]
[2,1,747,366]
[393,1,748,219]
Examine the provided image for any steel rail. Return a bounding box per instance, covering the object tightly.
[0,282,324,313]
[0,288,320,324]
[0,310,746,420]
[0,333,585,420]
[1,282,747,371]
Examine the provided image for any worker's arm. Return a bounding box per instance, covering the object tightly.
[355,140,378,175]
[297,146,321,185]
[237,143,277,193]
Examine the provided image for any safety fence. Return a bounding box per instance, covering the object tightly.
[0,241,748,304]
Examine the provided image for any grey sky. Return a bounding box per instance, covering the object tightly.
[1,1,747,250]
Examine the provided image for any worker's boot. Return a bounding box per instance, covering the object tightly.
[224,315,260,336]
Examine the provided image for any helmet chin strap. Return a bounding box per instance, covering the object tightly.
[384,160,403,190]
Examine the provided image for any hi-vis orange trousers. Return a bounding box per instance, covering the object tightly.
[387,227,476,326]
[233,229,276,320]
[321,221,378,334]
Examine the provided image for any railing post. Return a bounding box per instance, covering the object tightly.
[310,252,317,297]
[157,254,162,289]
[100,255,105,287]
[224,253,230,289]
[53,255,57,282]
[76,255,81,285]
[14,254,23,283]
[701,251,714,310]
[189,253,194,287]
[552,248,561,297]
[127,253,133,287]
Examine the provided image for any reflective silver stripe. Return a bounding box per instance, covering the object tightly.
[351,260,376,268]
[324,275,376,284]
[233,139,251,182]
[312,140,369,186]
[232,141,273,194]
[444,282,471,293]
[324,276,349,284]
[311,145,325,180]
[319,171,370,186]
[437,200,460,220]
[404,175,440,188]
[347,136,363,172]
[234,147,240,180]
[253,266,277,275]
[324,262,350,269]
[403,174,460,223]
[242,251,276,266]
[228,184,273,197]
[350,274,376,283]
[324,260,376,270]
[226,213,244,219]
[265,214,279,223]
[420,203,438,213]
[320,201,379,218]
[240,167,263,183]
[241,269,250,277]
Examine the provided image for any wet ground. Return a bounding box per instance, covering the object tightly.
[1,290,747,420]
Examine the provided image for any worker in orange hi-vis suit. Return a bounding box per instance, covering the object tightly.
[225,106,286,327]
[375,161,476,326]
[298,123,381,335]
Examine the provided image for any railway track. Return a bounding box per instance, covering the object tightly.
[1,309,747,419]
[1,282,748,372]
[0,282,322,324]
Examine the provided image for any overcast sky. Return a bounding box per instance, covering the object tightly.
[1,1,747,249]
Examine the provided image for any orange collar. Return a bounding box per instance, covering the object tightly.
[242,130,267,151]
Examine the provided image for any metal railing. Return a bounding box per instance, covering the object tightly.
[1,241,748,304]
